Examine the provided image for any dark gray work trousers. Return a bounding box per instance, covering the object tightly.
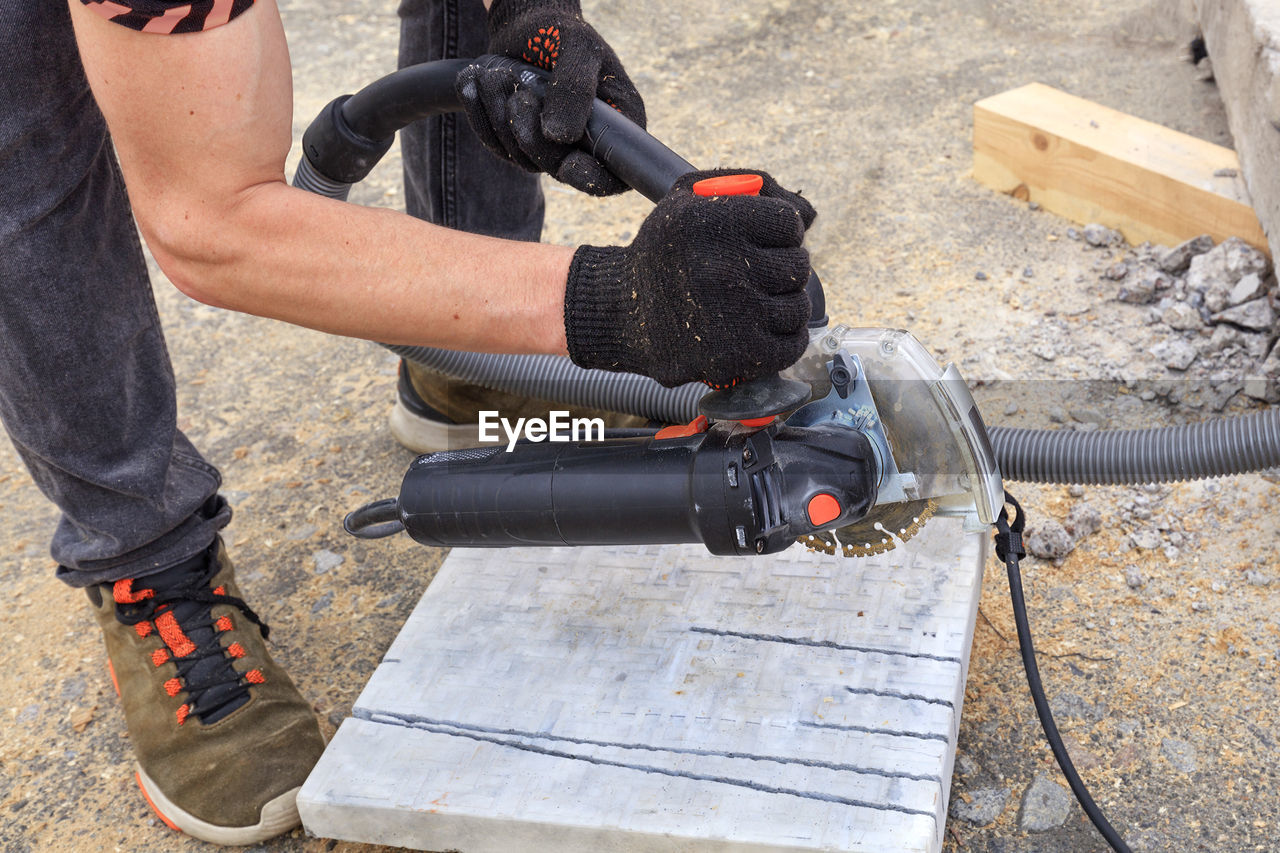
[0,0,540,587]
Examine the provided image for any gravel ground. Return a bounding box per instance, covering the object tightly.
[2,1,1277,852]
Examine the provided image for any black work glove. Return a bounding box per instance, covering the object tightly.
[457,0,645,196]
[565,169,817,388]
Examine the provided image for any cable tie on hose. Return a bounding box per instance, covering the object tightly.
[993,492,1026,563]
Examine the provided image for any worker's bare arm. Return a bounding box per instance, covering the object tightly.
[68,0,572,354]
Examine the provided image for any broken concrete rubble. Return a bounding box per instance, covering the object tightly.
[1105,231,1276,412]
[1227,272,1266,306]
[1157,234,1215,273]
[1117,265,1172,304]
[1150,338,1199,370]
[1083,223,1124,247]
[1193,237,1272,312]
[1161,301,1205,331]
[1210,297,1275,331]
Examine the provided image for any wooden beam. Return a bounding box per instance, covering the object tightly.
[973,82,1270,256]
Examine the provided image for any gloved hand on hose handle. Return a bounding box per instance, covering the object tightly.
[564,168,816,388]
[458,0,646,196]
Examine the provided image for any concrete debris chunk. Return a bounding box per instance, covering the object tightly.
[1160,302,1204,331]
[1103,262,1129,280]
[1263,340,1280,376]
[1244,341,1280,402]
[1209,297,1275,331]
[1149,338,1198,370]
[1117,265,1171,304]
[1226,272,1266,307]
[1156,234,1214,273]
[1201,278,1233,315]
[1117,282,1153,304]
[1082,223,1123,247]
[1130,528,1163,550]
[1196,324,1270,360]
[950,787,1011,827]
[1026,518,1075,560]
[1064,502,1102,539]
[1083,224,1120,247]
[1220,236,1271,279]
[1194,376,1243,411]
[1068,407,1105,426]
[1191,237,1271,312]
[1243,377,1279,403]
[1124,565,1146,588]
[1018,775,1074,832]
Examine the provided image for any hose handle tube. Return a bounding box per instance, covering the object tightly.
[295,55,827,322]
[501,59,825,325]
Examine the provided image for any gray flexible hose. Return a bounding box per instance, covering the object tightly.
[386,345,705,424]
[989,407,1280,485]
[297,151,1280,480]
[292,156,352,201]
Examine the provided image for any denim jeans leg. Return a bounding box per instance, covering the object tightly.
[397,0,545,241]
[0,0,229,587]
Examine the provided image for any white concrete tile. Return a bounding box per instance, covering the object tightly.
[300,516,985,852]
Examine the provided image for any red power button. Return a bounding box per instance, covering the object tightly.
[806,493,842,527]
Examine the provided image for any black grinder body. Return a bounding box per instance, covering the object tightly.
[396,422,879,556]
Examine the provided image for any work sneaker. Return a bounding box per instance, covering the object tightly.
[86,537,325,845]
[390,358,649,453]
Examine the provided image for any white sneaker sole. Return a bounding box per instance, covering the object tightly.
[135,763,301,846]
[388,398,485,454]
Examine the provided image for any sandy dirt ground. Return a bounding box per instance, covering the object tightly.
[2,1,1277,851]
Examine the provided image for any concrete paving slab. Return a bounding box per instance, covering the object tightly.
[298,517,986,852]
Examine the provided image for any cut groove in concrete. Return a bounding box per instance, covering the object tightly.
[299,517,986,853]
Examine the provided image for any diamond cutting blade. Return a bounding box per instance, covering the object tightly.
[797,530,838,555]
[798,500,936,558]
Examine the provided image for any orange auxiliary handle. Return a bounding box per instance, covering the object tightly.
[692,173,763,197]
[689,173,784,427]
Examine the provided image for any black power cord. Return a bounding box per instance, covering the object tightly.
[993,493,1132,853]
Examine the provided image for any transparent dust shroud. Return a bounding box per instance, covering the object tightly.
[784,325,1004,534]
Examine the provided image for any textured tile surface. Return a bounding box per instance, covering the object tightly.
[299,518,986,852]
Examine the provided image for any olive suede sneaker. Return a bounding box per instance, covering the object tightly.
[86,537,325,845]
[390,358,648,453]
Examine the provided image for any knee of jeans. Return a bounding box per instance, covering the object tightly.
[396,0,433,22]
[2,119,115,239]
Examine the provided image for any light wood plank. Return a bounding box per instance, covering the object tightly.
[973,82,1269,255]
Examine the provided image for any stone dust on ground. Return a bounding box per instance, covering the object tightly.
[2,1,1278,852]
